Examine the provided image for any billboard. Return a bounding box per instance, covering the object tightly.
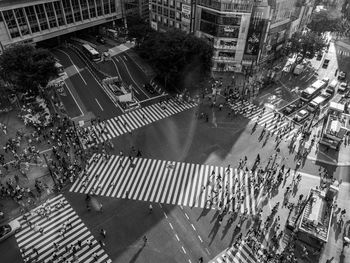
[244,8,267,56]
[182,4,191,24]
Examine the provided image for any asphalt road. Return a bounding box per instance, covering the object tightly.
[53,48,121,120]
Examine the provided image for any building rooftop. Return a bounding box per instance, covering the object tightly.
[324,113,350,139]
[299,188,334,243]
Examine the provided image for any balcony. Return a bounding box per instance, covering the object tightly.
[214,44,237,50]
[213,56,236,62]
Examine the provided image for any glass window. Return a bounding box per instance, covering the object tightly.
[53,2,65,26]
[24,6,40,33]
[170,10,175,19]
[80,0,89,20]
[3,10,20,38]
[163,0,168,6]
[88,0,97,18]
[35,4,49,30]
[14,8,30,36]
[103,0,110,14]
[45,3,58,28]
[62,0,74,24]
[152,4,156,12]
[158,0,162,4]
[176,2,181,10]
[169,20,174,26]
[96,0,103,16]
[71,0,82,22]
[163,8,168,16]
[164,17,168,25]
[158,15,162,22]
[170,0,174,8]
[152,13,156,21]
[176,22,180,28]
[157,6,162,14]
[110,0,116,13]
[176,11,181,20]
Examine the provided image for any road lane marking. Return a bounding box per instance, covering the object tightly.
[64,81,84,116]
[175,234,180,241]
[182,246,186,254]
[111,57,122,80]
[56,49,87,85]
[123,55,128,61]
[120,58,150,98]
[184,213,190,220]
[191,224,196,231]
[198,235,203,243]
[169,222,174,230]
[95,98,104,111]
[206,248,211,255]
[163,212,168,218]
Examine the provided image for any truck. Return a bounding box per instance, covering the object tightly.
[106,29,118,39]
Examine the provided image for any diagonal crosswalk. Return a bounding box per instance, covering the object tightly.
[229,100,298,140]
[70,154,267,215]
[79,98,197,148]
[210,241,261,263]
[15,194,111,263]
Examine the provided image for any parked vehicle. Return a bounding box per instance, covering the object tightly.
[322,59,330,68]
[322,77,330,84]
[284,104,297,114]
[96,36,106,44]
[307,95,328,112]
[338,71,346,80]
[293,64,304,75]
[338,82,348,93]
[294,109,309,122]
[0,220,21,242]
[316,52,323,60]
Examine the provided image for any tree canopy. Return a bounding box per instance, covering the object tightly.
[307,10,340,33]
[285,31,327,61]
[126,15,152,46]
[136,29,213,92]
[0,44,58,94]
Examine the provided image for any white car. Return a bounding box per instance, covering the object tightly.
[294,109,309,122]
[0,219,21,242]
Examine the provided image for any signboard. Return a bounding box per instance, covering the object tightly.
[223,26,236,33]
[244,7,267,56]
[182,4,191,24]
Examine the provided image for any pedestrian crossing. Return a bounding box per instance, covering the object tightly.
[70,154,267,215]
[210,241,260,263]
[15,194,111,263]
[79,98,197,148]
[229,100,297,140]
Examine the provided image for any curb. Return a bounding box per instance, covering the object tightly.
[307,155,350,166]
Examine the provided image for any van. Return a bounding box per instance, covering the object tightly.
[329,79,338,89]
[307,96,327,112]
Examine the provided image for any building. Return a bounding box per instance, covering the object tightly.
[0,0,123,49]
[298,187,335,248]
[124,0,149,21]
[148,0,314,72]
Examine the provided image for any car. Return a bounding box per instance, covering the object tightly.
[316,52,323,60]
[294,109,309,122]
[143,83,156,94]
[322,77,330,84]
[322,59,330,68]
[338,82,348,92]
[0,219,21,242]
[338,71,346,80]
[284,104,297,114]
[321,91,332,100]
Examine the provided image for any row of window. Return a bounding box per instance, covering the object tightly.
[2,0,117,39]
[152,14,182,29]
[151,0,183,9]
[151,6,182,20]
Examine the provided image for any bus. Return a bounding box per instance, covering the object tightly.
[106,29,118,39]
[81,44,100,62]
[307,95,328,112]
[301,80,327,102]
[54,62,65,76]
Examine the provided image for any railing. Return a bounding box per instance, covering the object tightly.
[198,0,253,12]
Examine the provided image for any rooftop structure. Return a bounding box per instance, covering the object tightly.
[298,187,334,244]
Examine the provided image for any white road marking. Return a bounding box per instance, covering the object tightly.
[198,235,203,243]
[95,98,104,111]
[64,81,84,116]
[182,246,186,254]
[56,49,87,85]
[169,222,174,230]
[191,224,196,231]
[175,234,180,241]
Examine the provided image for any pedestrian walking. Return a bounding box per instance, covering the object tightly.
[143,235,147,245]
[149,204,153,214]
[100,228,106,238]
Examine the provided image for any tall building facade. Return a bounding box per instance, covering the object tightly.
[0,0,123,48]
[148,0,316,72]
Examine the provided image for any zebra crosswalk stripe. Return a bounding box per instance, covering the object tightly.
[15,194,111,263]
[229,100,298,140]
[210,241,259,263]
[70,155,265,215]
[81,99,197,148]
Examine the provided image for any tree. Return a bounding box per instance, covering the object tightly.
[126,15,152,46]
[0,44,58,95]
[136,29,213,92]
[307,11,339,33]
[285,31,327,62]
